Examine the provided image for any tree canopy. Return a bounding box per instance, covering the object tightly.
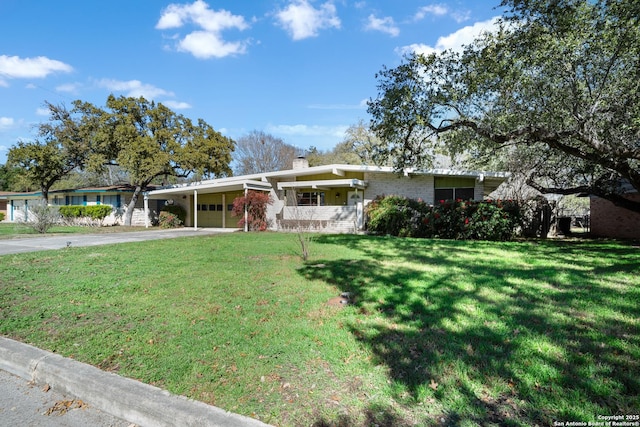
[7,102,89,204]
[368,0,640,212]
[7,95,234,225]
[91,95,234,225]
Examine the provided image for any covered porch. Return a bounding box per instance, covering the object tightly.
[277,178,367,232]
[144,179,273,231]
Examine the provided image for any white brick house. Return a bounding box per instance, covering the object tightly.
[146,160,509,233]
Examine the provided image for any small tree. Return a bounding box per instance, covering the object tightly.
[232,191,272,231]
[22,203,60,234]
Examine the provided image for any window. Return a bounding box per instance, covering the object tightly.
[103,195,121,208]
[434,188,475,203]
[434,177,475,203]
[297,192,325,206]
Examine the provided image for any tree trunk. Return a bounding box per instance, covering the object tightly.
[40,186,49,206]
[124,185,143,226]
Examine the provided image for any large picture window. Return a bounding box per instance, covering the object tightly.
[297,192,325,206]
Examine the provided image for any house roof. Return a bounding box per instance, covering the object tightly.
[146,163,509,199]
[0,185,157,199]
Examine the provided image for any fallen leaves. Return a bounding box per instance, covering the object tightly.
[45,399,87,416]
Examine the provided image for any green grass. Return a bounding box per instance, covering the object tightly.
[1,233,638,426]
[0,222,151,239]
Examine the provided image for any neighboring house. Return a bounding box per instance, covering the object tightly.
[0,185,161,226]
[145,158,509,233]
[590,191,640,239]
[0,192,9,220]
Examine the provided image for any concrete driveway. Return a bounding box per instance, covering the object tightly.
[0,228,237,256]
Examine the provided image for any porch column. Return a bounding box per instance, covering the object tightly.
[143,192,149,228]
[222,194,226,228]
[244,187,248,232]
[193,189,198,230]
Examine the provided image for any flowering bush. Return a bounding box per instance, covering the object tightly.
[159,211,183,228]
[366,196,521,241]
[161,205,186,224]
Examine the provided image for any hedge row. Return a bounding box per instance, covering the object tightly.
[59,205,113,220]
[366,195,521,241]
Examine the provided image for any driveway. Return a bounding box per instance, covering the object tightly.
[0,228,237,256]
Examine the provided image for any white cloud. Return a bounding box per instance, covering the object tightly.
[398,17,499,56]
[97,79,174,99]
[414,4,470,23]
[415,4,448,20]
[267,123,347,138]
[0,55,73,83]
[0,117,14,130]
[156,0,250,59]
[56,82,82,94]
[365,14,399,37]
[178,31,247,58]
[162,100,192,110]
[36,108,50,116]
[275,0,341,41]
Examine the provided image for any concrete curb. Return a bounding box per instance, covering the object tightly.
[0,337,271,427]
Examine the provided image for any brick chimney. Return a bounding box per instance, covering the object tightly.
[292,156,309,169]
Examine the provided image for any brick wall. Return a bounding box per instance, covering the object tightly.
[590,194,640,239]
[364,172,435,203]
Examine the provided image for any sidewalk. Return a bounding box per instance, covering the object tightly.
[0,337,271,427]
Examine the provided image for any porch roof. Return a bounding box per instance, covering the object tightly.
[146,179,272,199]
[277,178,367,191]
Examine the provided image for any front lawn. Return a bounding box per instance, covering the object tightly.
[1,233,638,426]
[0,222,151,239]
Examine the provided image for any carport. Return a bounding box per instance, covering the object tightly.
[144,179,273,231]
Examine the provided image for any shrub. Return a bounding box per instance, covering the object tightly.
[365,195,430,237]
[23,204,60,234]
[463,199,521,241]
[160,205,187,224]
[367,196,521,241]
[232,191,273,231]
[159,211,183,228]
[59,205,113,226]
[0,212,4,221]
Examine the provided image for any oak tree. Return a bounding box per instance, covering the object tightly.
[7,102,88,205]
[368,0,640,212]
[90,95,234,225]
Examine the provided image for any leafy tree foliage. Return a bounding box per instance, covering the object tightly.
[87,95,234,225]
[7,102,89,204]
[368,0,640,212]
[233,130,298,174]
[0,164,21,191]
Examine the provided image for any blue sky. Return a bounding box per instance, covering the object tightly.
[0,0,503,164]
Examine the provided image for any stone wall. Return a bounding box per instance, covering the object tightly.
[590,194,640,239]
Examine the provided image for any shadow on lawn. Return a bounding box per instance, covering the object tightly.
[300,235,640,426]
